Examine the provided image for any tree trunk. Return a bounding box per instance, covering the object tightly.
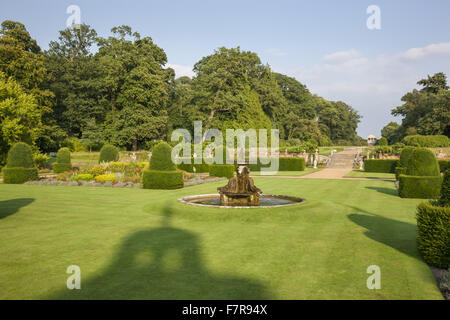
[132,140,137,151]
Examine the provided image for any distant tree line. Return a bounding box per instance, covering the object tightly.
[381,72,450,144]
[0,20,363,164]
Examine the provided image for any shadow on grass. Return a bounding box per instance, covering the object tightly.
[347,205,419,260]
[0,198,34,219]
[51,204,271,299]
[365,186,398,197]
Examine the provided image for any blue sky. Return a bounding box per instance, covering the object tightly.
[2,0,450,138]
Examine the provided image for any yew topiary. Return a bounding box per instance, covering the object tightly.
[406,148,440,177]
[53,147,72,173]
[2,142,38,183]
[150,142,176,171]
[99,144,119,163]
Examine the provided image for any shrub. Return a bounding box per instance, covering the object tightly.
[5,142,34,168]
[99,144,119,163]
[405,148,440,176]
[95,174,116,183]
[53,147,72,173]
[439,159,450,173]
[149,142,176,170]
[2,142,38,184]
[2,167,39,184]
[416,202,450,268]
[177,158,210,173]
[209,164,235,178]
[399,146,416,168]
[73,174,94,181]
[403,135,450,147]
[142,170,183,189]
[398,175,443,199]
[364,159,399,173]
[378,137,388,146]
[33,153,50,169]
[63,137,87,152]
[279,157,306,171]
[439,169,450,207]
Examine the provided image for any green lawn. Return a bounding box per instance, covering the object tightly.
[0,179,442,299]
[250,168,320,176]
[345,170,396,179]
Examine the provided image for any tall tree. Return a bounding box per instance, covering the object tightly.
[98,26,174,150]
[0,72,42,164]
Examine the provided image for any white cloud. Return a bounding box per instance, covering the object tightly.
[277,43,450,138]
[397,42,450,61]
[166,63,195,78]
[323,49,360,65]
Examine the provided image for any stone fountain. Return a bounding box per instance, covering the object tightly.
[217,166,261,206]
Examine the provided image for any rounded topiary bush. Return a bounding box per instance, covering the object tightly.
[2,142,38,184]
[6,142,34,168]
[399,146,416,168]
[416,202,450,268]
[53,147,72,173]
[143,142,183,189]
[406,148,440,176]
[150,142,176,171]
[99,144,119,163]
[439,169,450,207]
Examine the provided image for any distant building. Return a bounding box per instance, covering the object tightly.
[367,134,377,145]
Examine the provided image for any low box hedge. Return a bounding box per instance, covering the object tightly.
[247,157,305,172]
[364,159,399,173]
[53,163,73,173]
[2,167,38,184]
[209,164,235,178]
[416,202,450,268]
[177,158,210,173]
[398,175,443,199]
[439,159,450,173]
[142,170,184,189]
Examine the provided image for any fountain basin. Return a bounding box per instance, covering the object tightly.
[178,194,306,208]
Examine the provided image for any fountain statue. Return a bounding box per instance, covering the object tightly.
[217,166,261,206]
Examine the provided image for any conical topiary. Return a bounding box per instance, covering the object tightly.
[99,144,119,163]
[143,142,183,189]
[150,142,176,171]
[2,142,38,183]
[53,147,72,173]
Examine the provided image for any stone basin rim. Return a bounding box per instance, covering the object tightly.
[178,194,306,209]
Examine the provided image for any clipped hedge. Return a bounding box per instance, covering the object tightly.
[247,157,305,172]
[143,142,183,189]
[99,144,119,163]
[2,167,38,184]
[150,142,176,171]
[53,147,72,173]
[398,175,442,199]
[2,142,38,184]
[142,170,183,189]
[439,169,450,207]
[403,135,449,147]
[439,159,450,173]
[177,157,210,173]
[416,202,450,268]
[5,142,34,168]
[279,157,306,171]
[395,166,406,180]
[364,159,399,173]
[405,148,440,177]
[209,164,235,179]
[399,146,416,168]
